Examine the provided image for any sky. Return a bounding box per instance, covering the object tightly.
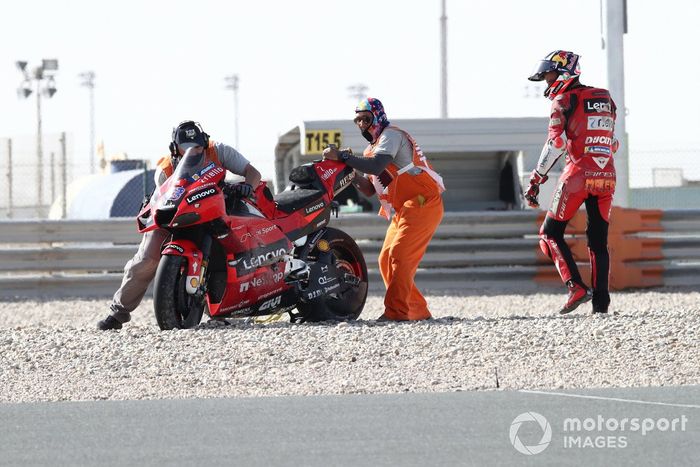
[2,0,699,186]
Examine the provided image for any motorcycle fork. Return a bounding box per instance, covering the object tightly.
[181,234,211,296]
[194,235,212,298]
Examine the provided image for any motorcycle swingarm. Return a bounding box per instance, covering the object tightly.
[296,261,358,303]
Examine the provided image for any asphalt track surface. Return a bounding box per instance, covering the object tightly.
[0,386,697,466]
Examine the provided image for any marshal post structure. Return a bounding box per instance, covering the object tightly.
[274,117,550,211]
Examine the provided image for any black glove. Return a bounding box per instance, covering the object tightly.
[224,182,253,199]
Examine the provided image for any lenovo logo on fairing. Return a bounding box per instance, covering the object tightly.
[305,201,325,215]
[242,247,287,270]
[186,187,216,204]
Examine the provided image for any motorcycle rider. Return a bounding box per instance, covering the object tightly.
[323,98,445,321]
[525,50,618,314]
[97,120,261,330]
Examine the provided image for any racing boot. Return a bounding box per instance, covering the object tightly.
[591,290,610,314]
[559,280,592,315]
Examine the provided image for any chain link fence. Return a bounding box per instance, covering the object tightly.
[0,133,75,219]
[0,133,154,219]
[2,133,699,218]
[629,145,700,188]
[628,145,700,209]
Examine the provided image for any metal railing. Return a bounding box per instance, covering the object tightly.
[1,210,699,298]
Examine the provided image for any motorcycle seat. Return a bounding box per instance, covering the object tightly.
[274,188,325,214]
[288,165,316,187]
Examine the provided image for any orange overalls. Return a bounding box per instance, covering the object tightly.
[365,126,445,321]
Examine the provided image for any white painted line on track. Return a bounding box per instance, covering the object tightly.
[520,389,700,410]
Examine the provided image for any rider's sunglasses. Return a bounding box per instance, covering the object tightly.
[353,115,373,125]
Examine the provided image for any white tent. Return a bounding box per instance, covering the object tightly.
[49,169,154,219]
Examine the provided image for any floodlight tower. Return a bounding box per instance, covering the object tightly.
[224,74,240,148]
[79,71,96,174]
[16,59,59,214]
[440,0,448,118]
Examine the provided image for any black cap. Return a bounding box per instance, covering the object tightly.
[173,121,207,148]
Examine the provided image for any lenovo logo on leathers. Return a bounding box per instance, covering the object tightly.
[584,98,612,114]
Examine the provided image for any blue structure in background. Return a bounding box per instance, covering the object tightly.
[109,168,156,217]
[49,160,157,219]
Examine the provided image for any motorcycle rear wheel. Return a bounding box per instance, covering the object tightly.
[154,255,205,330]
[296,227,368,322]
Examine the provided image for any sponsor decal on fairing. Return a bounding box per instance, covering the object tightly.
[198,162,216,175]
[168,187,186,200]
[320,168,337,180]
[258,295,282,311]
[186,187,217,204]
[335,172,355,190]
[242,248,287,270]
[256,225,277,236]
[163,244,185,254]
[318,275,337,285]
[304,201,326,215]
[200,166,224,183]
[239,271,284,292]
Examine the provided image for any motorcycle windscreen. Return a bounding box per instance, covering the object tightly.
[172,148,210,182]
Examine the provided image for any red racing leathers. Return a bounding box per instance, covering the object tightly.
[536,84,617,311]
[546,86,617,222]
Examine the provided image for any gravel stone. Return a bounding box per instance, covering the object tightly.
[0,288,698,403]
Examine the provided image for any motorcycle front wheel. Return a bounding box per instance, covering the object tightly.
[153,255,205,330]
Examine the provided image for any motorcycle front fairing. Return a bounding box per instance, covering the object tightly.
[137,149,226,232]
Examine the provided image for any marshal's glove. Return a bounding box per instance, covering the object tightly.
[524,171,548,208]
[223,182,254,199]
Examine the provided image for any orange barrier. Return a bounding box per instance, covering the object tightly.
[534,208,667,290]
[535,207,664,235]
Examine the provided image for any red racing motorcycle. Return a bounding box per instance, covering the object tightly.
[137,149,368,330]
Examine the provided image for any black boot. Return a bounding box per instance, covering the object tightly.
[97,315,123,330]
[592,290,610,314]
